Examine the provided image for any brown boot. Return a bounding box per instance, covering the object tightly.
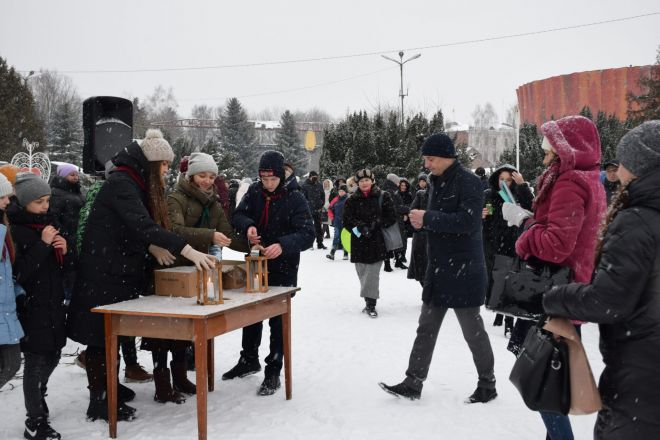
[124,363,153,383]
[171,361,196,395]
[153,368,186,404]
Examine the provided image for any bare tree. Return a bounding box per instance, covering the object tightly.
[471,102,499,128]
[29,69,80,146]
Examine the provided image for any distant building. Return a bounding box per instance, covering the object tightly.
[516,65,653,126]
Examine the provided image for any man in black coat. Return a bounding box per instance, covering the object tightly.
[222,150,315,396]
[602,160,621,205]
[302,170,326,249]
[380,133,496,404]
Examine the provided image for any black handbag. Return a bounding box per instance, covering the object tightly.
[487,256,571,320]
[509,322,571,415]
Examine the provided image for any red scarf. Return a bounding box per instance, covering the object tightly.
[2,231,14,263]
[114,166,147,192]
[259,190,284,228]
[361,189,371,198]
[24,224,64,266]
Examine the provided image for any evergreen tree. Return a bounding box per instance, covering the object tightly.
[274,110,304,169]
[628,47,660,123]
[497,123,544,184]
[579,106,593,120]
[50,99,82,165]
[218,97,256,176]
[0,57,45,160]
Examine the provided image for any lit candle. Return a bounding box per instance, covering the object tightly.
[207,278,215,301]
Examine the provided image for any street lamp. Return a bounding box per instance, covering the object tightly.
[502,113,520,171]
[381,51,421,124]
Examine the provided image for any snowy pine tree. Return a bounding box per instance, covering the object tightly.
[275,110,305,170]
[50,99,82,165]
[218,98,256,177]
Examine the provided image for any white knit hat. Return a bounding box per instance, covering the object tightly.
[386,173,400,185]
[140,129,174,162]
[0,173,13,198]
[186,152,218,178]
[541,136,554,152]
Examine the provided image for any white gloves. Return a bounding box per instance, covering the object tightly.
[148,244,176,266]
[180,245,216,271]
[501,202,533,227]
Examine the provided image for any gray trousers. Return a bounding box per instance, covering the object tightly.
[403,303,495,392]
[355,261,383,300]
[0,344,21,389]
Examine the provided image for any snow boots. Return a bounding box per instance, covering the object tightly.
[24,417,60,440]
[221,357,261,380]
[257,375,281,396]
[342,251,349,260]
[85,350,136,422]
[124,363,153,383]
[378,382,421,401]
[362,298,378,318]
[465,386,498,404]
[383,259,393,272]
[326,249,335,260]
[153,368,186,404]
[171,361,196,395]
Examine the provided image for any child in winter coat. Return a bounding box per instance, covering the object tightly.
[0,174,24,391]
[9,173,68,440]
[325,184,349,260]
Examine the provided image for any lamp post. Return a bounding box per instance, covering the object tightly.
[381,51,421,124]
[502,116,520,171]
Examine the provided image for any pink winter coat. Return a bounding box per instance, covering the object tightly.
[516,116,606,283]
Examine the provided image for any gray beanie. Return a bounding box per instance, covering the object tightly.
[185,152,218,178]
[0,173,13,198]
[386,173,400,185]
[617,121,660,178]
[15,173,51,207]
[140,129,174,162]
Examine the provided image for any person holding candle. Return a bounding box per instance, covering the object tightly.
[222,150,315,396]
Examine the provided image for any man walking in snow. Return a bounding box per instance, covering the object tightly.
[379,133,497,403]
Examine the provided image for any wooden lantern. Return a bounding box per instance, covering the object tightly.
[245,251,269,293]
[197,261,223,305]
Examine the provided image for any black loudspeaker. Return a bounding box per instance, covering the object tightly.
[82,96,133,175]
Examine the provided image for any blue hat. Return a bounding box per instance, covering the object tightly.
[421,133,456,158]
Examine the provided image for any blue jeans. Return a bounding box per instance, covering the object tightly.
[332,226,344,251]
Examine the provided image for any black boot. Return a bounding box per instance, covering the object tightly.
[465,386,498,404]
[221,357,261,380]
[85,351,136,422]
[362,298,378,318]
[383,259,393,272]
[24,417,60,440]
[394,258,408,269]
[378,382,420,400]
[493,314,504,326]
[257,375,281,396]
[171,361,196,395]
[153,368,186,404]
[342,251,349,260]
[325,249,335,260]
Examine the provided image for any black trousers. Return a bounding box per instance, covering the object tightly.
[240,315,283,377]
[311,211,324,246]
[23,350,61,420]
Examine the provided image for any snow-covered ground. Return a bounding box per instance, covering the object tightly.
[0,238,604,439]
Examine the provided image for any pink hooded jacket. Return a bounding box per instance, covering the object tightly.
[516,116,606,283]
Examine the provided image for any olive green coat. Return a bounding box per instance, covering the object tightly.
[167,177,250,256]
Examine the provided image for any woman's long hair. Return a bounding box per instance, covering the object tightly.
[1,210,15,263]
[594,184,630,265]
[147,162,170,230]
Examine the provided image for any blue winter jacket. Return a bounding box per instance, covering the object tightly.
[0,223,24,345]
[330,195,347,229]
[422,161,488,308]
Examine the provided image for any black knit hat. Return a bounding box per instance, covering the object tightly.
[421,133,456,158]
[258,150,285,180]
[355,168,374,182]
[338,184,348,192]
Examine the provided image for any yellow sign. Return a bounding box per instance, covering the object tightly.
[304,130,316,151]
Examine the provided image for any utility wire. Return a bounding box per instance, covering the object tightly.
[20,12,659,74]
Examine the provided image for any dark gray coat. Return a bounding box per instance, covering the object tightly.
[421,161,487,308]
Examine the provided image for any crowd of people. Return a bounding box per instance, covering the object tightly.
[1,117,659,440]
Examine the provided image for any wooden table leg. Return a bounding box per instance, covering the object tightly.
[194,319,208,440]
[207,338,214,392]
[282,295,292,400]
[104,314,119,438]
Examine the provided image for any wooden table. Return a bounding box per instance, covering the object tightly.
[92,286,300,440]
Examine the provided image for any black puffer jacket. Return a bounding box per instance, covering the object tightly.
[232,181,315,287]
[342,186,397,264]
[8,204,66,354]
[67,142,188,347]
[49,176,85,263]
[543,171,660,437]
[302,178,325,212]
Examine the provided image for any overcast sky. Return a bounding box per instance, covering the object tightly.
[1,0,659,124]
